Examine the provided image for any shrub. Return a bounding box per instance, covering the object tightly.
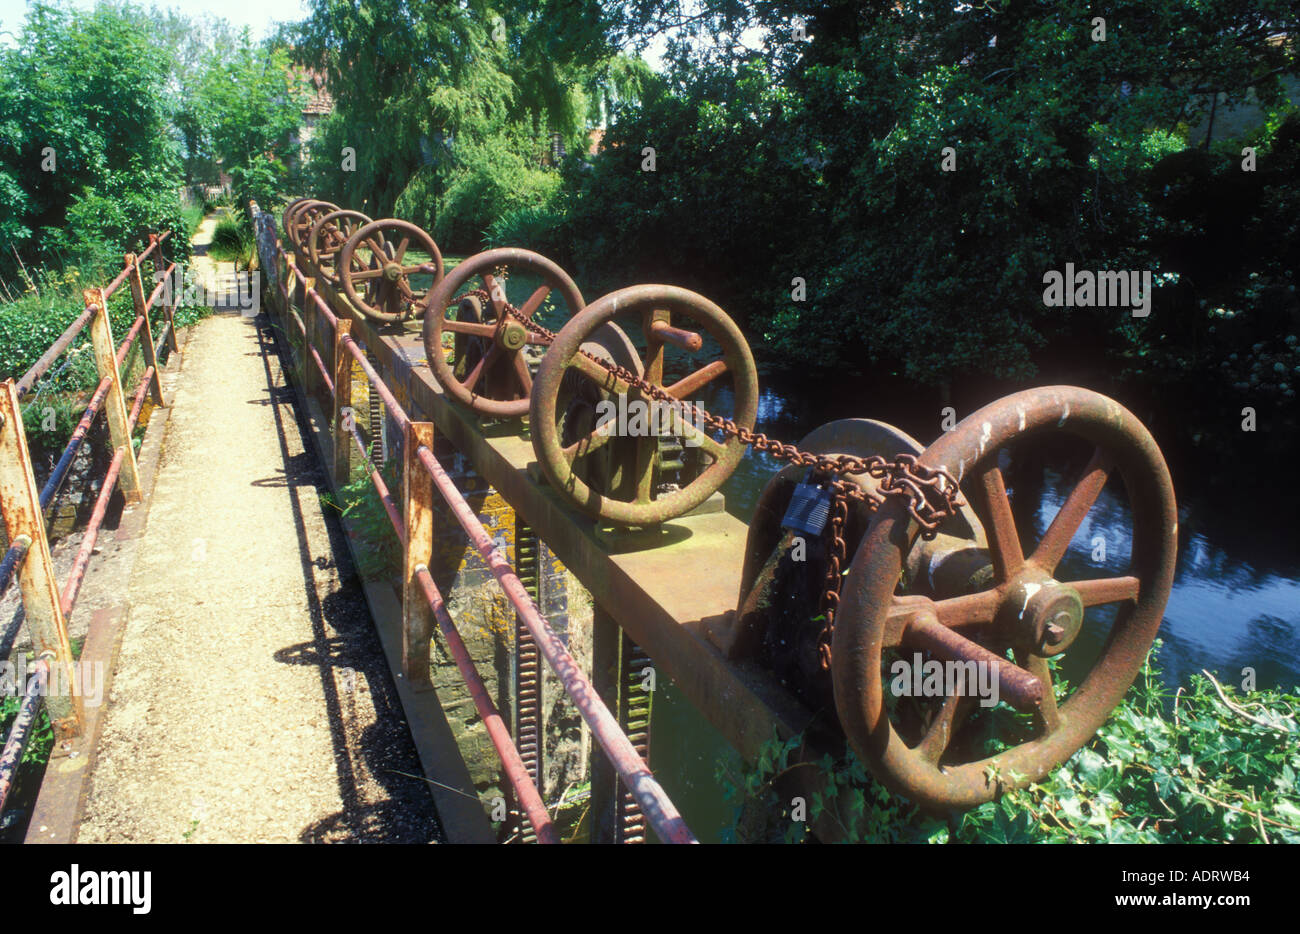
[720,644,1300,843]
[208,210,257,268]
[483,200,570,260]
[427,136,562,255]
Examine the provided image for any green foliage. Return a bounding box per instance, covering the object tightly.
[0,1,186,274]
[185,35,304,208]
[209,210,257,267]
[573,0,1300,390]
[0,693,54,768]
[720,646,1300,843]
[0,258,210,408]
[484,201,570,258]
[292,1,643,251]
[180,202,207,238]
[431,134,564,253]
[320,466,402,580]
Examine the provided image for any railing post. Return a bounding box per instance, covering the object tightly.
[402,421,435,689]
[0,381,83,743]
[303,278,320,399]
[125,253,166,406]
[148,233,180,353]
[84,288,142,503]
[333,319,353,487]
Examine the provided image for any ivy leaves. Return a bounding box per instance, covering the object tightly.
[719,647,1300,843]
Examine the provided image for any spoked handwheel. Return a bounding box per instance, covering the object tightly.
[285,200,340,252]
[531,284,759,527]
[306,209,372,283]
[832,387,1177,811]
[423,248,585,418]
[337,218,444,323]
[282,198,313,243]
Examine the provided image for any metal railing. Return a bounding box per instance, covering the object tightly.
[252,202,697,844]
[0,232,179,819]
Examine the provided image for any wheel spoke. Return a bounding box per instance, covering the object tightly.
[443,319,497,338]
[519,284,552,319]
[914,690,965,764]
[365,236,389,259]
[568,354,630,393]
[902,609,1046,713]
[349,267,384,281]
[1071,575,1140,606]
[482,274,506,317]
[974,464,1024,582]
[664,405,726,459]
[394,236,410,262]
[634,435,655,504]
[1031,446,1113,573]
[464,346,499,392]
[932,590,1001,629]
[513,351,532,395]
[561,419,617,461]
[666,360,728,399]
[1015,652,1060,734]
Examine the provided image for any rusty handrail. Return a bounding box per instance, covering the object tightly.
[413,442,698,844]
[412,564,559,843]
[102,230,170,300]
[263,220,697,844]
[0,536,32,618]
[15,307,96,400]
[0,226,176,825]
[268,235,559,842]
[0,658,48,815]
[39,377,113,511]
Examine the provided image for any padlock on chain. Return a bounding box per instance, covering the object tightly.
[780,469,835,537]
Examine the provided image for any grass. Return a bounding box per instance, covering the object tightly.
[207,209,257,268]
[180,201,206,239]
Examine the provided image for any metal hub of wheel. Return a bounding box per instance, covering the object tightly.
[530,284,759,527]
[337,218,444,323]
[831,386,1177,811]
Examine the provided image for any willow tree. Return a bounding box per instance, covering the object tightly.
[289,0,613,241]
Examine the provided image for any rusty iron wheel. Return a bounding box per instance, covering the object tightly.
[338,218,443,323]
[422,248,585,418]
[281,198,313,242]
[306,209,372,283]
[530,284,759,527]
[832,386,1177,812]
[286,200,340,252]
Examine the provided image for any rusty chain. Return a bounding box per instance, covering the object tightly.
[452,285,965,667]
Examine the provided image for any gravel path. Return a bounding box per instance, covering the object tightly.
[77,308,441,843]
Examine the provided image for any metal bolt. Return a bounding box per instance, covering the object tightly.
[1044,622,1067,645]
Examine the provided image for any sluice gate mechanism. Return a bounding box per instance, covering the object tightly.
[276,197,1178,834]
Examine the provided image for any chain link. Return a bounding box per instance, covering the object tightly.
[453,286,965,667]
